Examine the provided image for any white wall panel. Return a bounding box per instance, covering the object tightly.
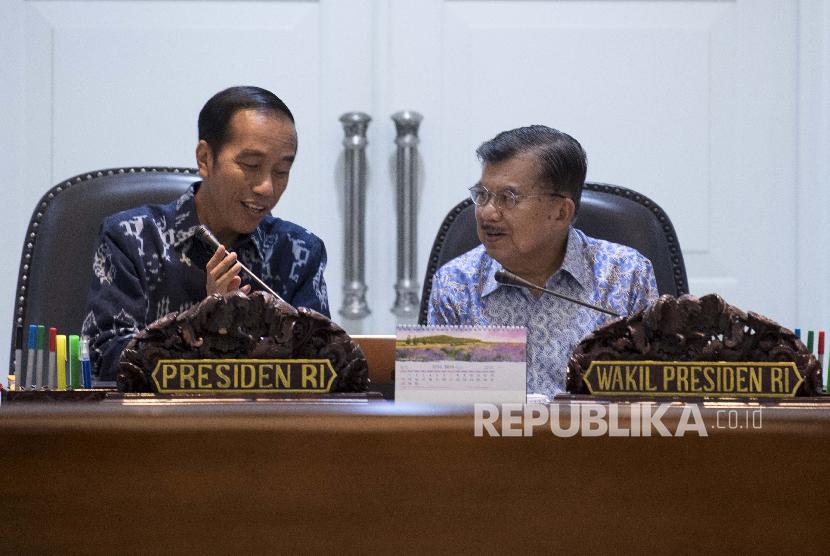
[0,1,27,389]
[440,2,727,251]
[797,0,830,333]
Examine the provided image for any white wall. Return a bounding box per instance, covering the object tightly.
[1,0,829,386]
[1,0,27,387]
[797,0,830,333]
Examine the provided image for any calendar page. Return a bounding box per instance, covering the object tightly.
[395,325,527,404]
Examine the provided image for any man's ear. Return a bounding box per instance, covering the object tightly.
[558,197,576,224]
[196,140,213,178]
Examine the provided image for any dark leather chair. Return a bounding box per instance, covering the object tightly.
[418,181,688,324]
[9,167,200,373]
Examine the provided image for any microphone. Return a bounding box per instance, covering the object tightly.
[194,225,287,304]
[494,269,620,317]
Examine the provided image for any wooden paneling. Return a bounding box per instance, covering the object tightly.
[1,401,828,552]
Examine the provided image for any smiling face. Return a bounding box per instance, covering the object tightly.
[475,152,575,286]
[194,108,297,245]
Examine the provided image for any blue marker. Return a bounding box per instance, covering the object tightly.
[80,339,92,389]
[25,324,37,390]
[795,328,801,340]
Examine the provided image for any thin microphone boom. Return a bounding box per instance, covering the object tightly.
[194,225,287,304]
[494,269,620,317]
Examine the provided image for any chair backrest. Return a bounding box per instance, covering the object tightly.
[10,167,200,370]
[418,181,688,324]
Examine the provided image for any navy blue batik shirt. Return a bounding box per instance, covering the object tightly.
[82,183,329,380]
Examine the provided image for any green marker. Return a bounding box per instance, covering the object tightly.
[807,330,815,354]
[35,325,46,389]
[69,335,81,389]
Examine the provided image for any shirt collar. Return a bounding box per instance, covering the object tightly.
[172,182,266,259]
[480,226,593,297]
[558,227,593,291]
[481,255,502,298]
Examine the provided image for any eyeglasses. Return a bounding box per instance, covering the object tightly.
[468,185,566,210]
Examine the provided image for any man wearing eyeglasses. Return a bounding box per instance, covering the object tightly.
[427,125,658,398]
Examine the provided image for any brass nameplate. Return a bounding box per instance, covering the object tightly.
[582,361,804,398]
[151,359,337,394]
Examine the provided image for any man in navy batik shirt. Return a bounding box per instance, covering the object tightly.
[428,126,658,398]
[83,86,329,380]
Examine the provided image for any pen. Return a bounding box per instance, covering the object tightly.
[48,327,57,389]
[56,335,67,390]
[25,324,36,390]
[14,326,22,391]
[69,335,80,390]
[80,340,92,389]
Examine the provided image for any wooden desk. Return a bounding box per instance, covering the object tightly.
[2,399,829,553]
[352,334,395,380]
[353,334,395,398]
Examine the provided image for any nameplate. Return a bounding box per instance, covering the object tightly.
[151,359,336,394]
[582,361,804,398]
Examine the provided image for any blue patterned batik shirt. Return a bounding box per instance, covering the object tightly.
[427,227,658,398]
[82,183,329,380]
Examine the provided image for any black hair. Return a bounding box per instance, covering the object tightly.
[198,86,295,155]
[476,125,587,212]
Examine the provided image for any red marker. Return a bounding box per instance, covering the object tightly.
[819,331,826,390]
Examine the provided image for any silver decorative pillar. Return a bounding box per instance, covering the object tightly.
[339,112,371,319]
[391,110,423,318]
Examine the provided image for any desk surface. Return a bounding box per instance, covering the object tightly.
[2,399,830,553]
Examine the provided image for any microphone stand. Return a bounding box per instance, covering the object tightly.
[494,269,620,317]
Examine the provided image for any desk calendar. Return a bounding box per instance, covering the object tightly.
[395,325,527,404]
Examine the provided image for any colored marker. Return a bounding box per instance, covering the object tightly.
[794,328,801,340]
[81,340,92,389]
[14,326,22,391]
[807,330,815,353]
[35,325,46,389]
[56,335,67,390]
[25,324,36,390]
[69,335,80,389]
[48,328,57,389]
[819,331,826,391]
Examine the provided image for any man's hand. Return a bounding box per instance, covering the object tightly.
[206,245,252,296]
